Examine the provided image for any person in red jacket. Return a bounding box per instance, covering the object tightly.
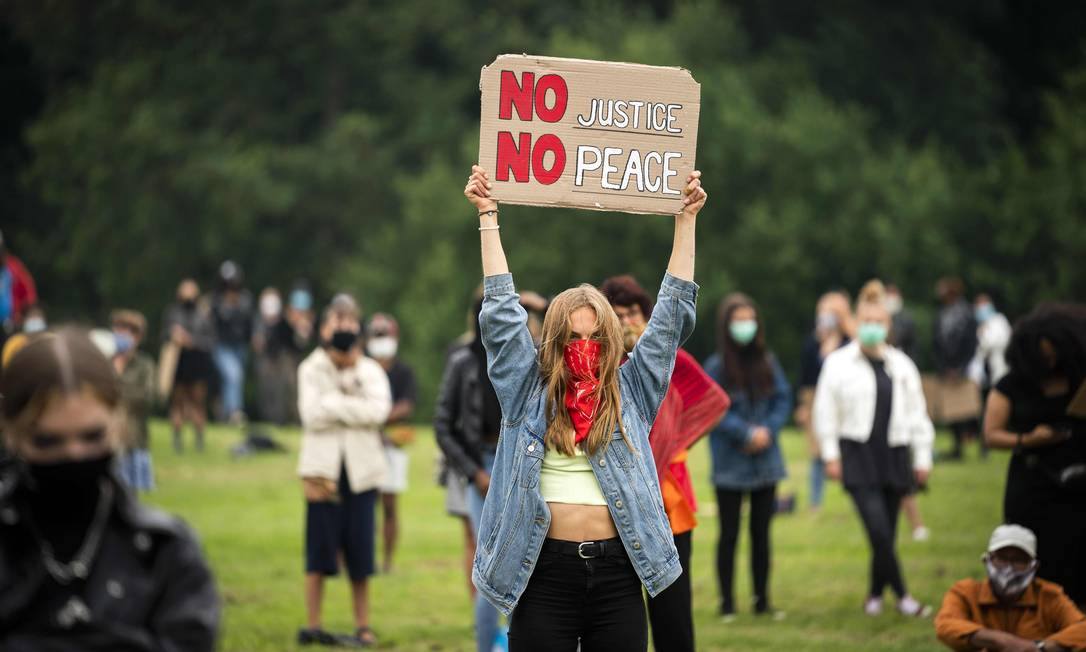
[602,274,731,652]
[0,230,39,345]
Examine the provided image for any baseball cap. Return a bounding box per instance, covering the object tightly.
[987,524,1037,559]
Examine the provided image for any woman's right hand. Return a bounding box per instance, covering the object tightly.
[464,165,497,213]
[825,459,842,481]
[1026,424,1071,447]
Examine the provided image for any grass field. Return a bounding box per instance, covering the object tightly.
[145,420,1007,651]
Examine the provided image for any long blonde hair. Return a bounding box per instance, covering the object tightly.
[539,284,627,456]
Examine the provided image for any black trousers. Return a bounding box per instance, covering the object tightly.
[509,541,646,651]
[847,485,907,598]
[647,531,694,652]
[716,485,776,614]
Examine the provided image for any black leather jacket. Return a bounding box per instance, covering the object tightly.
[0,466,220,652]
[433,345,492,479]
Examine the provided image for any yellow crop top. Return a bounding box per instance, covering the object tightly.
[539,445,608,506]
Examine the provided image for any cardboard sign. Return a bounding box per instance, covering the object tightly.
[478,55,701,215]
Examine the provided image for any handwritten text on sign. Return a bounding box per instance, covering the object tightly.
[478,55,701,215]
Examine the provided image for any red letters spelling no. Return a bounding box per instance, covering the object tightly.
[496,70,569,184]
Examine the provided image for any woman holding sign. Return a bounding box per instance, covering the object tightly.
[463,164,706,651]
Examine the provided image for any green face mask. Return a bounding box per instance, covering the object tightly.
[729,319,758,345]
[858,322,888,347]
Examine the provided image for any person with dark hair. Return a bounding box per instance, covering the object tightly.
[886,284,919,362]
[703,292,791,620]
[162,279,216,453]
[602,274,730,652]
[112,309,157,492]
[252,286,312,425]
[296,293,391,647]
[464,164,706,652]
[796,291,854,512]
[983,302,1086,604]
[0,330,219,650]
[815,280,935,618]
[211,260,254,424]
[366,312,418,575]
[934,277,981,460]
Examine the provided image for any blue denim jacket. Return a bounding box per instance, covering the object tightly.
[472,272,697,615]
[703,352,792,490]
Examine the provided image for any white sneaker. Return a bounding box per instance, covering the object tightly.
[912,526,930,542]
[864,597,883,616]
[898,596,933,618]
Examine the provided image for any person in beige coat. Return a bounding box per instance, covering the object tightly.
[296,293,391,648]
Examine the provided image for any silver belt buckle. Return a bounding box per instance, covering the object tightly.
[577,541,597,559]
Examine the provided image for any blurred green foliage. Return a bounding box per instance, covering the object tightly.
[2,1,1084,417]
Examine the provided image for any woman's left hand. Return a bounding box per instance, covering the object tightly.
[915,469,930,487]
[680,170,707,217]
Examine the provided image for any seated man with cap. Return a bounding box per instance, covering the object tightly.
[936,524,1086,651]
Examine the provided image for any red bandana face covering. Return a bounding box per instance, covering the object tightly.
[564,339,602,444]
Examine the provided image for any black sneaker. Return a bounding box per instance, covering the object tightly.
[334,627,377,648]
[297,628,339,646]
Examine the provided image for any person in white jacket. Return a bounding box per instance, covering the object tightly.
[814,280,935,619]
[296,293,392,648]
[968,293,1012,391]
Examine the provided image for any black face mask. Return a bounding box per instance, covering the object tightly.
[330,330,359,353]
[26,452,115,502]
[181,298,197,310]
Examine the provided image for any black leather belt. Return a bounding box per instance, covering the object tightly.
[542,537,626,559]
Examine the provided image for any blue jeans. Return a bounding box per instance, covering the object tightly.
[120,449,155,491]
[468,452,501,652]
[213,344,247,419]
[809,457,825,508]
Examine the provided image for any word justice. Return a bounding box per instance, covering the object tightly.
[576,99,683,134]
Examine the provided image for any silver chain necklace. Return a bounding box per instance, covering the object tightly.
[32,479,115,585]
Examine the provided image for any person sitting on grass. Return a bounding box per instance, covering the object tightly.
[935,524,1086,651]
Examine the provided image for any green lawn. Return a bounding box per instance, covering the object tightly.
[146,421,1006,651]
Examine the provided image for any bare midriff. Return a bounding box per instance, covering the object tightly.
[546,503,619,541]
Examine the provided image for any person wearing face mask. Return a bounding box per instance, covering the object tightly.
[796,291,854,511]
[703,293,791,620]
[210,261,254,425]
[22,304,47,335]
[463,164,706,651]
[983,302,1086,605]
[111,310,157,492]
[602,274,730,652]
[936,524,1086,651]
[969,293,1012,397]
[296,293,391,647]
[0,329,220,650]
[365,312,418,575]
[814,279,935,618]
[161,278,216,453]
[252,287,308,425]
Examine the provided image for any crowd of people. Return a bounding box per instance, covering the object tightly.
[0,159,1083,652]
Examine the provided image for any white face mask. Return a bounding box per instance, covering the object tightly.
[260,294,282,320]
[23,317,47,334]
[366,336,398,360]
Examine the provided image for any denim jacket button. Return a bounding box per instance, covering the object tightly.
[598,458,606,467]
[527,444,535,453]
[633,541,642,550]
[614,499,623,508]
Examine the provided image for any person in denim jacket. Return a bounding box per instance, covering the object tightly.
[462,164,707,652]
[703,293,791,619]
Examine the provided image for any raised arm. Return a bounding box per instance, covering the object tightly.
[621,172,707,423]
[465,165,539,422]
[465,165,508,277]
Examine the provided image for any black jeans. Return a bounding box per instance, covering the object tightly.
[847,486,907,598]
[647,531,693,652]
[716,485,776,614]
[509,539,646,651]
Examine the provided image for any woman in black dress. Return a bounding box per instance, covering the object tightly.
[983,302,1086,604]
